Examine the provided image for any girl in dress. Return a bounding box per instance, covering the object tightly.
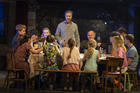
[62,38,80,91]
[112,35,128,73]
[112,35,128,88]
[82,40,100,72]
[43,35,60,90]
[81,40,100,92]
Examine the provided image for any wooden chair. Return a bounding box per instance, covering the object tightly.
[127,71,138,89]
[127,56,140,90]
[103,57,124,93]
[4,51,28,88]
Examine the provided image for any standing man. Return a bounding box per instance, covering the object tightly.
[125,34,139,71]
[55,10,80,47]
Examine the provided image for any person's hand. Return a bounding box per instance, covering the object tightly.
[40,37,45,42]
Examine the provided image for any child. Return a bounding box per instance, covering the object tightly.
[112,36,128,73]
[82,40,100,71]
[41,27,51,39]
[43,35,60,90]
[109,31,120,56]
[40,27,51,46]
[81,40,100,92]
[28,42,42,76]
[62,38,80,91]
[112,35,128,88]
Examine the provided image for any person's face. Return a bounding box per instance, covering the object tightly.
[122,32,127,38]
[43,29,50,38]
[65,12,72,23]
[87,31,95,40]
[18,28,26,35]
[97,42,101,47]
[112,38,115,44]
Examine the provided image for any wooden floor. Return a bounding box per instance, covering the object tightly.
[0,71,140,93]
[0,88,140,93]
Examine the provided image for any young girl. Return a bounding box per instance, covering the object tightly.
[82,40,100,71]
[43,35,60,90]
[41,27,51,39]
[40,27,51,46]
[62,38,80,91]
[112,36,128,73]
[28,35,40,75]
[81,40,100,92]
[111,35,128,89]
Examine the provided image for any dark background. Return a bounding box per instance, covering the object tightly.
[0,0,140,70]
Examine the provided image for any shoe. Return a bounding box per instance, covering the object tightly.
[64,86,67,91]
[69,87,72,91]
[49,85,53,90]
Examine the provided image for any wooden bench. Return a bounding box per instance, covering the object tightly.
[35,69,97,93]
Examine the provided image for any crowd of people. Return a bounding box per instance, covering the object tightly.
[11,10,139,91]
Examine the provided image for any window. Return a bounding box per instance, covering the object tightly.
[0,2,4,37]
[0,2,6,43]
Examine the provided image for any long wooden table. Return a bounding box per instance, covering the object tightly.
[35,69,97,73]
[35,69,97,93]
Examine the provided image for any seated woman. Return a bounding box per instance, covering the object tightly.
[14,35,43,77]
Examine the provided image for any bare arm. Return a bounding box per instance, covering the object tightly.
[128,57,133,65]
[55,24,62,43]
[75,24,80,47]
[97,52,100,62]
[30,48,43,54]
[82,52,87,62]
